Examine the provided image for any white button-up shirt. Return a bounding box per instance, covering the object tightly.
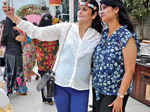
[17,21,101,90]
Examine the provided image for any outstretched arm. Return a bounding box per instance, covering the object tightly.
[2,1,63,41]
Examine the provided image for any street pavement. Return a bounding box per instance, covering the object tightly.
[0,66,150,112]
[8,77,150,112]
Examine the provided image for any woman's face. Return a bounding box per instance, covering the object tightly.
[77,5,95,24]
[100,4,119,23]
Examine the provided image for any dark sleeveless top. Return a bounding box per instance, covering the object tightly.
[1,17,22,55]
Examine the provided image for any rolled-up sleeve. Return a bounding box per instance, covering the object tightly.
[17,20,66,41]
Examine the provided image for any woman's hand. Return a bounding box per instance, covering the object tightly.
[16,35,26,42]
[13,27,26,42]
[108,97,123,112]
[2,1,15,19]
[0,81,4,89]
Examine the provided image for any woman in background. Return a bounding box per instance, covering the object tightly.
[1,17,27,95]
[21,17,39,81]
[32,13,59,105]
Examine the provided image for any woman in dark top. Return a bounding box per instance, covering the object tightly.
[1,17,27,95]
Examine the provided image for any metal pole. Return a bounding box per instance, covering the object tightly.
[69,0,74,22]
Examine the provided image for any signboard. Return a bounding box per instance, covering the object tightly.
[49,0,61,6]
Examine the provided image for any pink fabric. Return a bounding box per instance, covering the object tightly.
[25,14,41,24]
[16,77,21,85]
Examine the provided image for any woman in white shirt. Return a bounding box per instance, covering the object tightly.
[2,0,103,112]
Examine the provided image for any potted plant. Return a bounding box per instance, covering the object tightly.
[124,0,150,40]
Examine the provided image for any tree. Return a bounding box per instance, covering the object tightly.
[124,0,150,40]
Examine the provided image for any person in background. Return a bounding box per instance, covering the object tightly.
[21,17,39,82]
[92,0,140,112]
[32,13,59,105]
[0,20,5,71]
[22,34,39,81]
[2,0,103,111]
[1,17,27,95]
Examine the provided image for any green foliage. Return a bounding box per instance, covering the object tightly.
[124,0,150,39]
[124,0,150,21]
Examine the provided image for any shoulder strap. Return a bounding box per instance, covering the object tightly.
[52,24,72,73]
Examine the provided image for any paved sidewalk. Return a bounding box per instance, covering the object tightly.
[8,79,150,112]
[1,66,150,112]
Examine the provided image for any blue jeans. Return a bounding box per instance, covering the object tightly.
[54,84,89,112]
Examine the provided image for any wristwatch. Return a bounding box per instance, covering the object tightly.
[117,93,124,99]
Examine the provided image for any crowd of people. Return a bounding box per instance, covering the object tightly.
[0,0,140,112]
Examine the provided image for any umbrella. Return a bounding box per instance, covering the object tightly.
[25,14,41,25]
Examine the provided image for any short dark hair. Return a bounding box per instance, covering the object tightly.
[39,13,52,27]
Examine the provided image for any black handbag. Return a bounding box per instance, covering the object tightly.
[36,24,72,97]
[36,70,55,98]
[0,57,5,66]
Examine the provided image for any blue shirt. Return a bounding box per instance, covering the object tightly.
[92,25,140,100]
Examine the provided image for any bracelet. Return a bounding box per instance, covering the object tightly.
[117,93,124,99]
